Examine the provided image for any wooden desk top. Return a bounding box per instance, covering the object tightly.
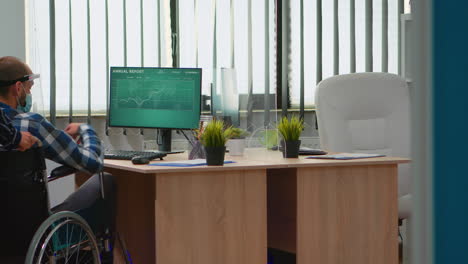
[104,148,410,174]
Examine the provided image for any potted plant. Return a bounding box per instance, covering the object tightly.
[277,115,304,158]
[226,127,249,156]
[200,119,232,165]
[258,129,279,149]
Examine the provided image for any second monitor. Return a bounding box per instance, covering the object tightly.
[108,67,202,151]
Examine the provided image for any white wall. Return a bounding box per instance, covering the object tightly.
[0,0,25,59]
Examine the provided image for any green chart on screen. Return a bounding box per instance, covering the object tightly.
[109,67,201,129]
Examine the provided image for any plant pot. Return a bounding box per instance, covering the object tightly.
[280,140,301,158]
[204,146,226,166]
[226,139,246,156]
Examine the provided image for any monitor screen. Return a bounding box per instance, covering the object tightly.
[108,67,202,130]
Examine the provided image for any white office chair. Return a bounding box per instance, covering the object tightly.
[315,72,412,226]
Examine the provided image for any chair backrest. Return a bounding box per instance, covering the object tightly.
[315,72,410,197]
[0,148,50,257]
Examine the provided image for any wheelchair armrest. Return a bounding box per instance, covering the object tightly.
[48,166,78,182]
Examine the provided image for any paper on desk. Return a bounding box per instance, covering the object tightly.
[148,159,235,167]
[306,153,385,160]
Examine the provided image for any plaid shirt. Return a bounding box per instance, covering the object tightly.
[0,102,103,174]
[0,108,21,150]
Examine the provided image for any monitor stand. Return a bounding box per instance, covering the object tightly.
[157,129,172,152]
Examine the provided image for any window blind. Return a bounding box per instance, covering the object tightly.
[26,0,407,128]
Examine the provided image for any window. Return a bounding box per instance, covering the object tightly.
[178,0,277,130]
[287,0,401,109]
[178,0,276,100]
[26,0,173,117]
[26,0,406,122]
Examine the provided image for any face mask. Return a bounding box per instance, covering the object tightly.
[16,85,32,113]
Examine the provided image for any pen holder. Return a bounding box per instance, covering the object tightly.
[188,140,206,160]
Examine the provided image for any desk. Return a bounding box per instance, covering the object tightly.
[82,149,408,264]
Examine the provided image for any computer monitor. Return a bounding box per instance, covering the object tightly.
[108,67,202,151]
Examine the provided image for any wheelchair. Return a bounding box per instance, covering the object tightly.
[0,148,117,264]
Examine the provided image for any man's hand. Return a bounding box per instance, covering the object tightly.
[17,131,39,151]
[64,123,83,140]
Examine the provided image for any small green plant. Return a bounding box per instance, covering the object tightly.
[225,127,249,139]
[277,115,304,141]
[200,119,233,147]
[259,129,279,148]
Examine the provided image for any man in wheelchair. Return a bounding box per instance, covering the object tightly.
[0,56,116,263]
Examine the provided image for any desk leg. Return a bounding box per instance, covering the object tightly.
[296,165,398,264]
[76,170,155,264]
[105,168,156,264]
[156,169,267,264]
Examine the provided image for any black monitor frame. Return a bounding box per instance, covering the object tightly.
[107,66,202,151]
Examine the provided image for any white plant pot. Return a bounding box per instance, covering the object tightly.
[227,139,246,156]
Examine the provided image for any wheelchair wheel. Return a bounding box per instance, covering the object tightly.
[25,211,101,264]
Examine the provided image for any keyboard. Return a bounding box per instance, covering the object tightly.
[298,147,328,155]
[271,145,328,155]
[104,150,167,160]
